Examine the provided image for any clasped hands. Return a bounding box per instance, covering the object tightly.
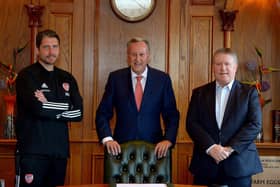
[208,144,234,164]
[105,140,171,159]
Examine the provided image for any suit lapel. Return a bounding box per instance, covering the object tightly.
[138,67,153,111]
[126,69,138,110]
[221,80,238,128]
[207,82,219,128]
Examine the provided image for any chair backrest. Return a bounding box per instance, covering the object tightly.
[104,140,171,183]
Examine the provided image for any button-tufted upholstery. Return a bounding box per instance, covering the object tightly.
[104,140,171,184]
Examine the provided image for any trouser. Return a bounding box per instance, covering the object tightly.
[194,175,251,187]
[193,165,252,187]
[19,154,67,187]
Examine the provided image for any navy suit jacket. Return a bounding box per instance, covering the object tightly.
[186,80,263,178]
[96,66,179,145]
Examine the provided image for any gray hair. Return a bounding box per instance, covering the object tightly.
[127,37,150,52]
[213,48,238,64]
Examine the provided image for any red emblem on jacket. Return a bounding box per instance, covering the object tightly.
[62,82,70,91]
[25,173,34,184]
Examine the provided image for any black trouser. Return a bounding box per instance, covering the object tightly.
[194,175,251,187]
[193,165,252,187]
[19,154,67,187]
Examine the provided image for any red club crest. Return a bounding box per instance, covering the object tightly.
[62,82,70,91]
[25,173,34,184]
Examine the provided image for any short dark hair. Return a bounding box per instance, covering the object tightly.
[36,29,60,48]
[127,37,150,52]
[213,48,238,64]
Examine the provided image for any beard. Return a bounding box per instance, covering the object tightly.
[39,55,57,65]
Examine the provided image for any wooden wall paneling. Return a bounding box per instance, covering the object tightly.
[91,152,104,184]
[271,0,280,144]
[166,0,182,181]
[25,4,44,64]
[212,0,224,53]
[67,0,85,140]
[271,0,280,109]
[83,0,96,139]
[256,143,280,156]
[0,140,16,186]
[49,12,73,72]
[31,0,41,5]
[231,0,277,141]
[185,4,218,138]
[189,16,213,97]
[46,0,85,140]
[78,142,104,184]
[0,0,30,138]
[191,0,215,6]
[0,0,30,70]
[78,142,96,184]
[68,142,83,184]
[170,0,191,142]
[0,152,15,186]
[176,142,194,184]
[0,155,15,186]
[176,2,221,183]
[40,0,86,184]
[177,152,190,184]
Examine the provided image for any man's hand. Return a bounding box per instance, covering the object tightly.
[105,140,121,156]
[34,90,48,103]
[155,140,172,159]
[224,146,234,155]
[208,144,230,164]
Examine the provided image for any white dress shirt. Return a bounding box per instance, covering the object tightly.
[206,80,234,153]
[215,80,233,129]
[131,67,148,92]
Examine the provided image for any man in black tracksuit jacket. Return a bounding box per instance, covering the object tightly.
[15,29,83,187]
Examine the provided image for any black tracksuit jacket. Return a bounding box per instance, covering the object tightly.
[15,62,83,158]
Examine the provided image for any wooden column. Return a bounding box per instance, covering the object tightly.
[219,9,238,48]
[25,4,44,64]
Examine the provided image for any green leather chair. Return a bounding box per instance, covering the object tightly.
[104,140,171,184]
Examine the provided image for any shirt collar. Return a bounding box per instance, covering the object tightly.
[216,79,234,90]
[131,66,148,79]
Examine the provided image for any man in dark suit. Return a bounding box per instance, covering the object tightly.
[96,37,179,158]
[186,48,263,187]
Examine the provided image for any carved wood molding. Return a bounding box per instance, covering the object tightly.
[25,4,44,64]
[219,9,238,48]
[25,4,44,27]
[191,0,215,5]
[219,9,238,32]
[223,0,235,10]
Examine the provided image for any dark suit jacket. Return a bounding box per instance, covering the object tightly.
[186,80,263,178]
[96,66,179,145]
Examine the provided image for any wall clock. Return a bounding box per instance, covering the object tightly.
[110,0,156,22]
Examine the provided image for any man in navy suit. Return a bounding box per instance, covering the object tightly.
[96,37,179,158]
[186,48,263,187]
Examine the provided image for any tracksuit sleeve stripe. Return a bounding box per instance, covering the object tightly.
[43,102,69,110]
[61,110,81,118]
[56,109,82,119]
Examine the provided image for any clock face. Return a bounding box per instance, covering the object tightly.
[111,0,156,22]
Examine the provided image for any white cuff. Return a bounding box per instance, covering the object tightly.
[206,144,216,154]
[102,136,113,145]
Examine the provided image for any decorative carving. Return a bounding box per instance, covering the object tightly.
[191,0,215,5]
[25,4,44,64]
[25,4,44,27]
[219,9,238,31]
